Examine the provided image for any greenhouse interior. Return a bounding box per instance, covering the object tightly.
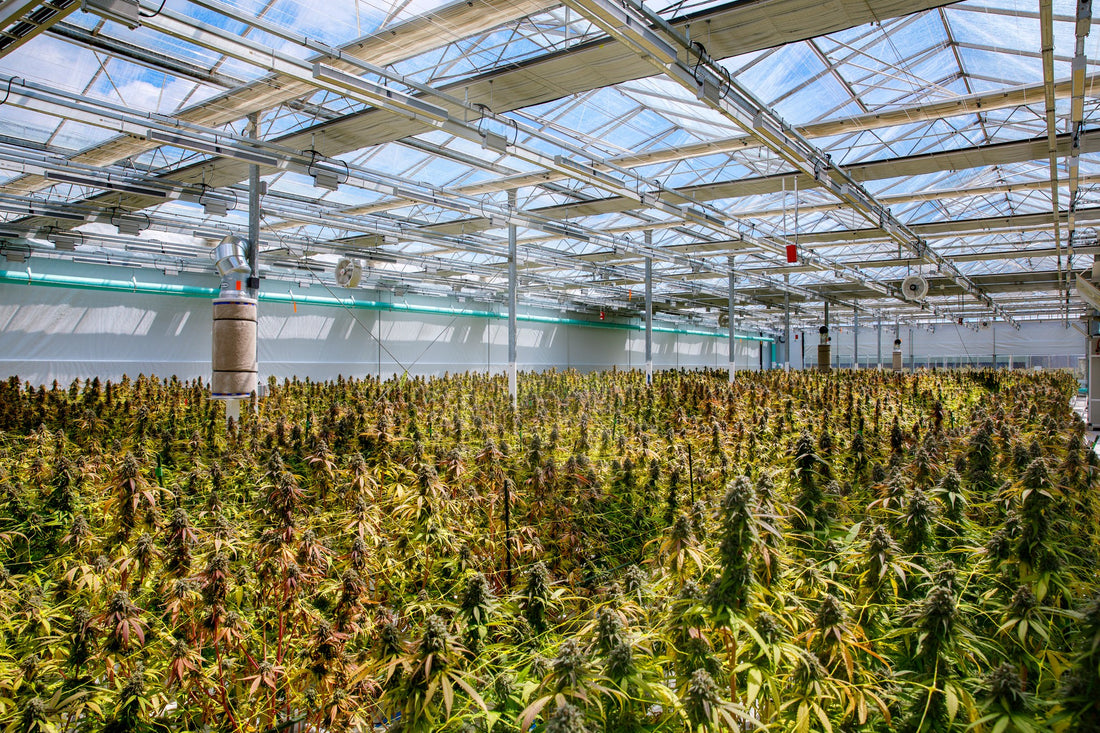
[3,0,1100,731]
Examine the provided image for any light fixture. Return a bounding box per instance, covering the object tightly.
[312,63,449,122]
[2,245,27,263]
[306,150,348,193]
[110,209,149,236]
[83,0,141,29]
[199,187,236,217]
[204,199,228,216]
[481,130,508,153]
[146,130,279,167]
[311,170,340,192]
[571,0,678,64]
[0,202,84,221]
[541,221,591,242]
[46,229,83,251]
[1072,55,1087,119]
[45,170,167,198]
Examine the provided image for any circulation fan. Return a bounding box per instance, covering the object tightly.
[901,274,929,301]
[718,313,730,328]
[335,258,363,288]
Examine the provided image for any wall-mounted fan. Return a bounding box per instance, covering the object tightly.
[335,258,362,288]
[901,274,929,301]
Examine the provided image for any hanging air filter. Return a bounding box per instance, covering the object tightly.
[211,295,258,398]
[210,234,257,399]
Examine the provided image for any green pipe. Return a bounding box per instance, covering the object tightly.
[0,269,774,343]
[0,269,218,298]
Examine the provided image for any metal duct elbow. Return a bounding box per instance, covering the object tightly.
[212,235,250,278]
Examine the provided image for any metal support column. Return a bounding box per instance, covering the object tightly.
[893,321,902,372]
[877,315,883,369]
[1088,315,1100,428]
[247,113,260,299]
[853,308,859,370]
[728,255,736,383]
[818,301,831,371]
[645,232,653,385]
[784,274,790,371]
[507,190,518,409]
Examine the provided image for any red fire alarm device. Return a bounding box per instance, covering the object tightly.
[785,244,798,263]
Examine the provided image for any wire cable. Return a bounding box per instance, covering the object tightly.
[280,230,469,405]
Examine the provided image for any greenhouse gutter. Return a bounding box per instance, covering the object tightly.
[0,269,774,343]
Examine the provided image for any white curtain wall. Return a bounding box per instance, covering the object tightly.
[797,321,1084,370]
[0,262,771,386]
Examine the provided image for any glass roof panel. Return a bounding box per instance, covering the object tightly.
[0,0,1089,325]
[48,120,122,153]
[94,18,246,77]
[945,3,1040,48]
[956,46,1048,86]
[84,61,200,115]
[0,34,100,95]
[0,106,66,148]
[737,42,826,107]
[770,71,856,124]
[615,78,742,140]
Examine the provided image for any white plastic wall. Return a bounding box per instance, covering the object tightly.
[0,261,770,386]
[797,320,1084,370]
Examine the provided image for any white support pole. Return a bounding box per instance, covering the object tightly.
[247,113,260,299]
[507,190,517,410]
[819,300,831,372]
[645,231,653,385]
[728,255,736,383]
[877,315,883,369]
[909,327,915,371]
[853,308,859,370]
[784,273,791,371]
